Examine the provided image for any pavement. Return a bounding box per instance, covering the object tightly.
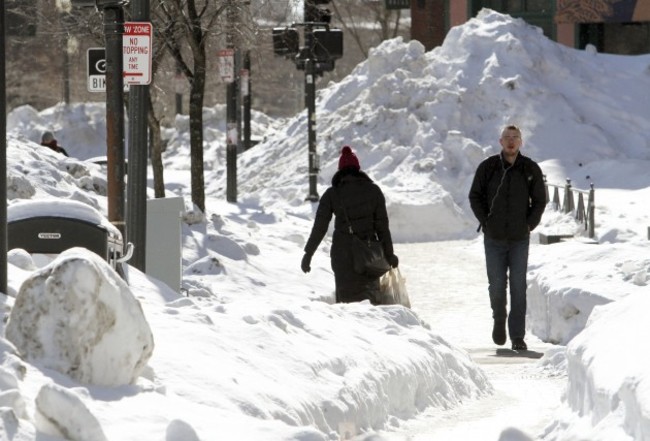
[363,240,566,441]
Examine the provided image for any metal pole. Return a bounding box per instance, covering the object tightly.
[226,80,237,202]
[563,178,572,214]
[305,59,318,202]
[63,37,71,104]
[104,6,127,241]
[0,0,8,294]
[126,0,149,271]
[226,0,237,202]
[60,12,74,105]
[588,184,595,239]
[303,22,319,202]
[175,59,182,114]
[305,37,319,200]
[235,50,242,152]
[543,174,549,204]
[242,51,251,151]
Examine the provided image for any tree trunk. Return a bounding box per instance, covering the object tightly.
[189,51,207,213]
[147,95,165,198]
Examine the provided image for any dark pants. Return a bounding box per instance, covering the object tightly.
[484,236,529,340]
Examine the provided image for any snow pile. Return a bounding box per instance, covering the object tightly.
[527,241,649,344]
[542,292,650,441]
[138,283,492,437]
[199,9,650,242]
[6,248,154,386]
[35,383,108,441]
[8,103,110,161]
[6,134,107,206]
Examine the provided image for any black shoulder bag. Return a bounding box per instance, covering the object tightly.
[335,189,391,278]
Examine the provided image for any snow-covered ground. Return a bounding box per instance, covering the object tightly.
[1,8,650,441]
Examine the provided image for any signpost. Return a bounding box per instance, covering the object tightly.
[87,48,106,92]
[218,49,235,83]
[123,21,152,85]
[88,23,152,92]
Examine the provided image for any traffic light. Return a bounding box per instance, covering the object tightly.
[312,29,343,61]
[272,28,300,57]
[304,0,332,24]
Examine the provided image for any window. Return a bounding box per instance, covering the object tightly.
[472,0,556,39]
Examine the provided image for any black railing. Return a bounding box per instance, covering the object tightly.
[544,177,595,239]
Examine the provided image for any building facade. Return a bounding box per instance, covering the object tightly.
[411,0,650,54]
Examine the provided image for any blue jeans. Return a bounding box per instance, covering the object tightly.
[484,236,529,340]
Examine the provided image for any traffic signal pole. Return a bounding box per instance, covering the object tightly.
[304,31,319,202]
[272,0,342,203]
[242,51,251,151]
[226,0,238,203]
[0,0,7,294]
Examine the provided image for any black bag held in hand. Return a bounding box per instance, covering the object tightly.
[336,190,391,278]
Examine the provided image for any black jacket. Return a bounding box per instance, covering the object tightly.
[468,152,546,241]
[304,168,394,303]
[304,169,394,258]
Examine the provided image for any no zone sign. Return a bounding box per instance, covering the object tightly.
[123,22,152,85]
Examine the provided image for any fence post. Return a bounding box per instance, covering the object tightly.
[563,179,574,214]
[543,175,549,204]
[588,183,595,238]
[576,193,584,223]
[553,187,560,211]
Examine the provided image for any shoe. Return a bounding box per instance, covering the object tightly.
[512,338,527,351]
[492,318,506,346]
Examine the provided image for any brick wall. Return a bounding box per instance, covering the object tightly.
[410,0,447,51]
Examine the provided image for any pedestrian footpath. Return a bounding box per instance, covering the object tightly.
[372,240,565,440]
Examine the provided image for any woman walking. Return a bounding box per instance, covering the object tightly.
[301,146,398,304]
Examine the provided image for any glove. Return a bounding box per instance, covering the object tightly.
[387,254,399,268]
[301,253,312,273]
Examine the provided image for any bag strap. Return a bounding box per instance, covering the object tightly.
[333,188,355,235]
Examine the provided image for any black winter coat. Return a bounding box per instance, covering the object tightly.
[304,169,394,304]
[468,152,546,241]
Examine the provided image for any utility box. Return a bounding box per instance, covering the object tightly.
[146,197,184,293]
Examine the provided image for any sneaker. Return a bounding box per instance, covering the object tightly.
[492,318,506,346]
[512,338,527,351]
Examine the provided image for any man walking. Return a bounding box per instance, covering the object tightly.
[468,125,546,351]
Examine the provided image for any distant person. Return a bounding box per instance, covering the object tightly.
[41,131,69,157]
[468,125,546,351]
[301,145,398,304]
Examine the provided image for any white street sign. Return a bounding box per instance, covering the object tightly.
[218,49,235,83]
[123,22,152,85]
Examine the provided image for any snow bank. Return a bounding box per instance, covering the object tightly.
[141,285,493,437]
[6,248,154,386]
[527,241,649,345]
[542,292,650,441]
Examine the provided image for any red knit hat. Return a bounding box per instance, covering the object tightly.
[338,145,360,171]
